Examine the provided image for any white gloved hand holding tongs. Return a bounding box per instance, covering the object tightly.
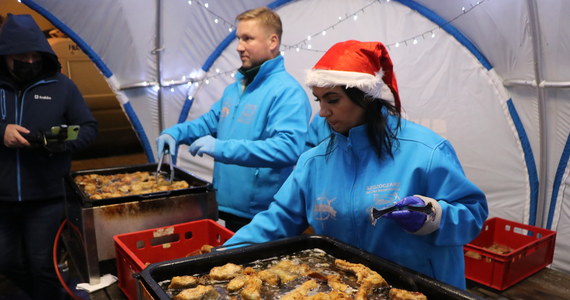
[155,134,176,184]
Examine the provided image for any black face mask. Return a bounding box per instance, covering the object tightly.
[12,59,43,83]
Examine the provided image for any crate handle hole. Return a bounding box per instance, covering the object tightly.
[151,233,180,246]
[136,240,145,249]
[185,231,193,240]
[513,226,530,236]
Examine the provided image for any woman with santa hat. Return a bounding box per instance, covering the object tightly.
[225,40,488,289]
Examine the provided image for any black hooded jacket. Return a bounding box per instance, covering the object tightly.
[0,14,97,201]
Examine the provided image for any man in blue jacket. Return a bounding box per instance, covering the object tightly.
[0,14,97,299]
[157,7,311,232]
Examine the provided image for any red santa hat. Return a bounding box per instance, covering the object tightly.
[306,40,401,112]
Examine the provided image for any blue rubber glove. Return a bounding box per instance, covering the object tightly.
[189,135,216,157]
[383,196,427,232]
[156,134,177,157]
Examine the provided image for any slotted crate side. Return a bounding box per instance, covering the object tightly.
[464,217,556,290]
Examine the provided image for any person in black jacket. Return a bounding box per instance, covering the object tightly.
[0,14,97,299]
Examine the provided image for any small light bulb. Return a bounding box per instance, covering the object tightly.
[307,35,311,41]
[204,3,209,8]
[214,18,219,24]
[353,15,358,21]
[395,42,400,47]
[413,38,418,45]
[322,31,327,36]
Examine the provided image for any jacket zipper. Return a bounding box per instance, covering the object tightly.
[16,89,22,201]
[15,80,54,201]
[1,89,5,121]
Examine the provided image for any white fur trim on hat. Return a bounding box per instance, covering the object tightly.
[306,69,395,103]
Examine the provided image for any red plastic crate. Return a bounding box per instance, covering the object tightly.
[113,219,234,300]
[464,217,556,290]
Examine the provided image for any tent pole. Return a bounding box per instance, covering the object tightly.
[154,0,165,133]
[527,0,547,227]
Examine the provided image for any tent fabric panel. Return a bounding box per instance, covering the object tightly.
[122,101,153,161]
[536,0,570,81]
[551,159,570,272]
[507,99,539,225]
[415,0,536,83]
[396,0,492,70]
[548,135,570,228]
[28,0,157,86]
[21,0,113,77]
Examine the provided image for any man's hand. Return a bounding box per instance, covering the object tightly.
[156,134,177,157]
[4,124,31,148]
[189,135,216,157]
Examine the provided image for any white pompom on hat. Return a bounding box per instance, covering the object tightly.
[306,40,401,112]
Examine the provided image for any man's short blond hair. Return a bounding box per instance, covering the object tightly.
[236,7,282,42]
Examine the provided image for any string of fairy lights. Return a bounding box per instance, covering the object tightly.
[165,0,488,93]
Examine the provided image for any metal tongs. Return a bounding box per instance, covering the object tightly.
[156,146,174,184]
[370,202,434,225]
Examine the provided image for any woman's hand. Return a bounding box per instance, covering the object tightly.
[383,196,428,232]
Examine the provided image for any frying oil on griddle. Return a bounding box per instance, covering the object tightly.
[160,249,393,299]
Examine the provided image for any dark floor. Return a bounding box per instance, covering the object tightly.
[2,153,570,299]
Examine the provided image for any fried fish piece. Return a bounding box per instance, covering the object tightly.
[168,275,199,289]
[274,259,310,275]
[355,274,387,300]
[227,274,248,292]
[257,269,280,286]
[186,244,216,257]
[240,275,263,300]
[262,259,310,285]
[325,274,350,293]
[304,290,352,300]
[389,288,428,300]
[267,268,297,284]
[335,259,388,300]
[280,279,319,300]
[173,285,219,300]
[209,263,243,281]
[334,259,387,286]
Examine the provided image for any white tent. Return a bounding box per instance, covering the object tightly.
[20,0,570,273]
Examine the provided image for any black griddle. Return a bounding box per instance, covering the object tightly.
[136,235,483,299]
[67,163,212,207]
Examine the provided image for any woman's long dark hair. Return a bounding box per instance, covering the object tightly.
[327,86,401,159]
